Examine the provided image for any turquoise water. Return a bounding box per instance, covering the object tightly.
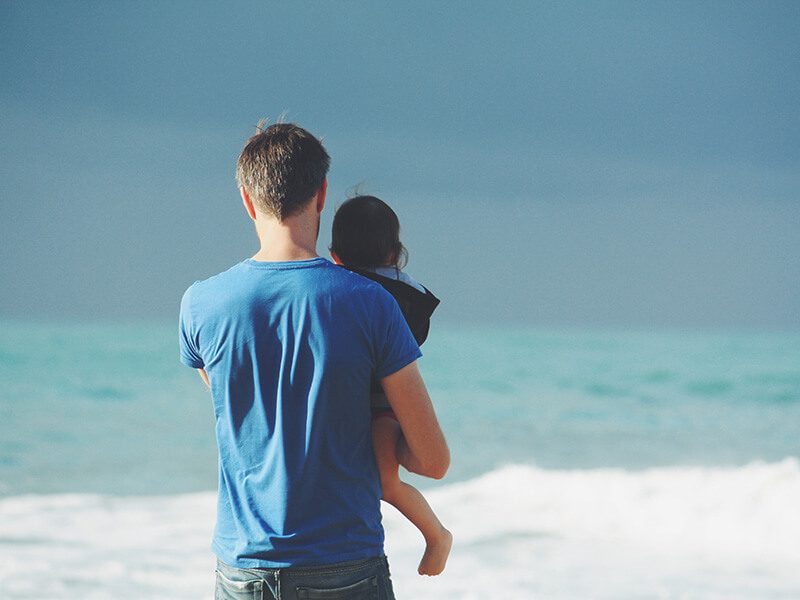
[2,321,800,599]
[1,321,799,495]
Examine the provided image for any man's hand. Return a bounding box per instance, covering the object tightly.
[381,361,450,480]
[197,368,210,390]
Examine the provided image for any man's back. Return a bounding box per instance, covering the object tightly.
[179,257,421,568]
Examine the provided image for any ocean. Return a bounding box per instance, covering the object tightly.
[1,321,799,599]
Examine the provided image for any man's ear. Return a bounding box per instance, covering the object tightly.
[241,187,257,221]
[315,179,328,214]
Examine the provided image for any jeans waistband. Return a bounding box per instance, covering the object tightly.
[216,554,387,578]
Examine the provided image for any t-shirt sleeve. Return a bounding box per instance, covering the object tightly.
[179,285,205,369]
[373,288,423,379]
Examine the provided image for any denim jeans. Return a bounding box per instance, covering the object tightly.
[215,555,397,600]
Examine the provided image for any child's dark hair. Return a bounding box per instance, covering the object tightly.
[330,195,408,269]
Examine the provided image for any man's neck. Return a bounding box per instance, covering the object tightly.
[251,210,320,263]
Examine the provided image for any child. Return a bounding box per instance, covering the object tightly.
[330,195,452,576]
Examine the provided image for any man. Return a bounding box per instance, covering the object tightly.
[179,123,449,599]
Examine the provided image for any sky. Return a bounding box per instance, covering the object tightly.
[1,1,798,330]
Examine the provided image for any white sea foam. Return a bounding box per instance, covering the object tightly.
[2,460,799,599]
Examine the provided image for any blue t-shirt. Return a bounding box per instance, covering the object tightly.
[179,257,421,568]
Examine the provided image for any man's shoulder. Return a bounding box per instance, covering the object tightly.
[187,261,247,292]
[330,264,399,302]
[330,263,375,285]
[182,259,396,313]
[339,266,435,308]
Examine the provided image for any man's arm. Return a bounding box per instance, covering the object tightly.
[197,368,210,390]
[381,361,450,480]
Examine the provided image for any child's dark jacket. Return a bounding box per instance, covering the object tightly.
[342,266,440,346]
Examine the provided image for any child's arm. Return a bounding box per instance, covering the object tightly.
[381,361,449,479]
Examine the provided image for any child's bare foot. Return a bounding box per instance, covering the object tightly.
[418,526,453,576]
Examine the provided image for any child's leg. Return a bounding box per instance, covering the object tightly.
[372,415,453,576]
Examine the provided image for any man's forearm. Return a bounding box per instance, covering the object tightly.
[396,433,428,476]
[382,361,450,480]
